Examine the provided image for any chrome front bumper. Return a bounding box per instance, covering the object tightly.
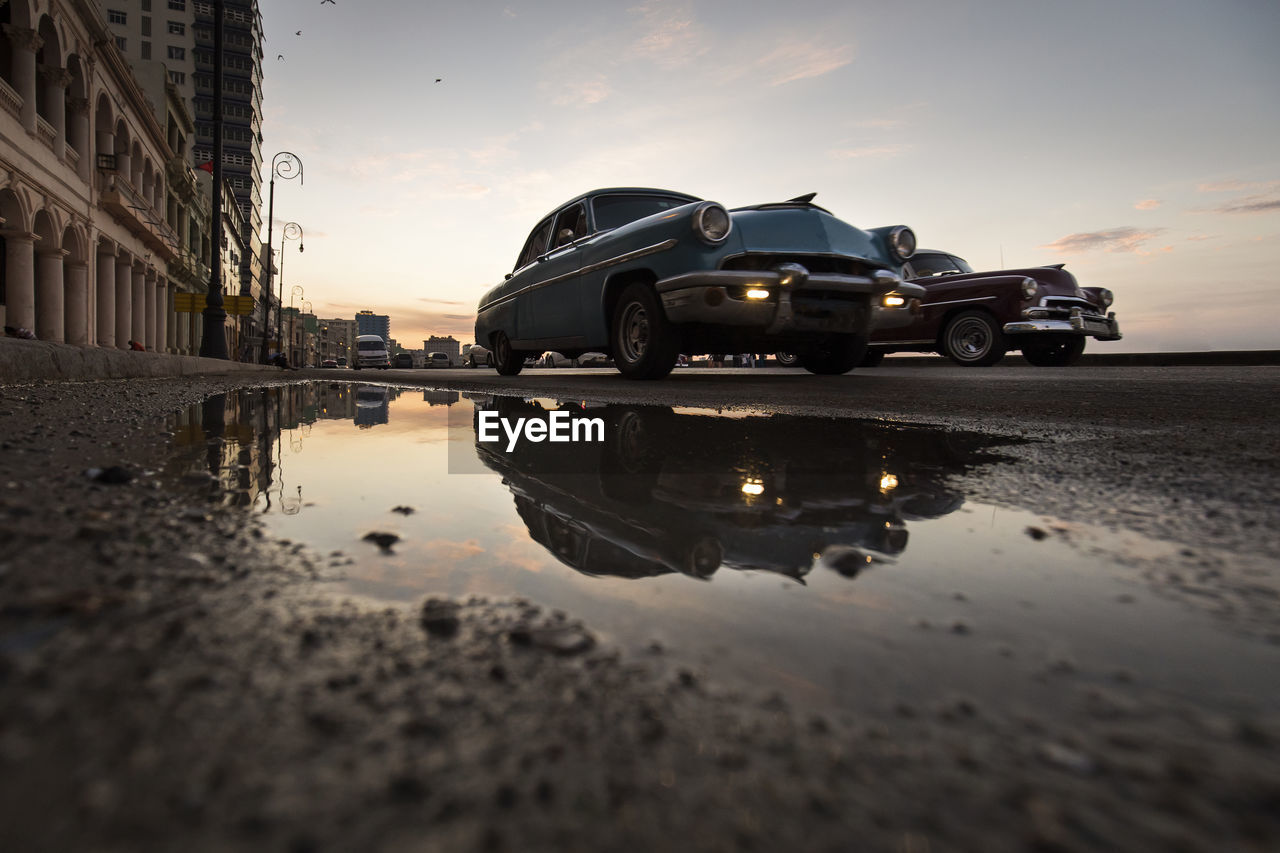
[657,266,924,335]
[1004,309,1121,341]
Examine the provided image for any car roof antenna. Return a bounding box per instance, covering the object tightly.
[786,192,817,204]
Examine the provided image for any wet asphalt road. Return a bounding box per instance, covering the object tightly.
[1,369,1277,851]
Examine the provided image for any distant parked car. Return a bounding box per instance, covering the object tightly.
[865,250,1121,366]
[320,358,339,369]
[336,357,348,368]
[539,350,612,367]
[474,187,923,379]
[425,352,452,368]
[392,353,415,369]
[467,345,493,368]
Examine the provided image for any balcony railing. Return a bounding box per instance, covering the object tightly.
[36,115,56,148]
[100,175,181,262]
[0,78,22,121]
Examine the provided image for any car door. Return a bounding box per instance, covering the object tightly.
[527,202,588,342]
[502,217,554,342]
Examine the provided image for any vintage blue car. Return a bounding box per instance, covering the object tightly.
[474,188,924,378]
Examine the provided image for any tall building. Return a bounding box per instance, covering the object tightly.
[101,0,266,350]
[356,310,390,343]
[317,317,357,363]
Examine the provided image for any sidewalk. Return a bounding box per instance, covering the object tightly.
[0,337,279,383]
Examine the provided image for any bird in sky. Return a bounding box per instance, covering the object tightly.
[321,0,335,5]
[435,78,442,83]
[296,30,302,35]
[277,54,284,60]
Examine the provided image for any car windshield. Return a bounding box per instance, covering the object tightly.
[357,340,384,351]
[592,194,694,231]
[910,253,973,277]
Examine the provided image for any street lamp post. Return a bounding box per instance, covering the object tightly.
[288,284,304,366]
[275,222,303,361]
[260,152,303,364]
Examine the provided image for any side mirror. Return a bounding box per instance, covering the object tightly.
[504,273,512,280]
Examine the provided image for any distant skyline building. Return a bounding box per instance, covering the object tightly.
[356,310,390,343]
[424,335,460,364]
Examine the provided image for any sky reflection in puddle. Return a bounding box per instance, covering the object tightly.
[167,383,1278,718]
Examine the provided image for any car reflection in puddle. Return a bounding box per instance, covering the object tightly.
[165,385,1278,719]
[472,396,1012,585]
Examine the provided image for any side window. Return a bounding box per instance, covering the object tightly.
[551,203,588,249]
[515,219,553,271]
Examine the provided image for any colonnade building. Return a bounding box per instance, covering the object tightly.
[0,0,235,353]
[99,0,265,327]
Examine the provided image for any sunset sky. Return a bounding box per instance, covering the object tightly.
[257,0,1279,352]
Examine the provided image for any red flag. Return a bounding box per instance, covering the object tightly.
[196,160,214,173]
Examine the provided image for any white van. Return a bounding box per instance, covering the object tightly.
[354,334,390,369]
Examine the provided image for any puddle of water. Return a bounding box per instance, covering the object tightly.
[167,383,1279,718]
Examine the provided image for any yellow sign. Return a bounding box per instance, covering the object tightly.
[173,294,256,315]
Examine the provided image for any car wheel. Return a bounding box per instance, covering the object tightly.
[775,352,800,367]
[1021,336,1086,367]
[942,310,1005,366]
[611,282,679,379]
[860,349,886,367]
[492,332,523,376]
[486,353,495,368]
[800,334,867,375]
[684,537,723,579]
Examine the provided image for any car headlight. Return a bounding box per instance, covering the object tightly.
[887,226,916,260]
[1021,277,1038,299]
[1100,289,1114,308]
[692,202,731,244]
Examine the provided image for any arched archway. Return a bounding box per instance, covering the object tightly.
[113,118,132,190]
[95,235,118,347]
[95,94,115,191]
[65,55,90,180]
[32,208,63,341]
[34,15,61,124]
[0,2,37,93]
[129,139,143,190]
[0,187,34,332]
[61,222,89,344]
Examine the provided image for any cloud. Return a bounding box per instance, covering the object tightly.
[420,539,485,561]
[1133,199,1161,210]
[856,117,904,129]
[629,0,708,68]
[829,144,909,159]
[1207,194,1280,215]
[416,298,467,305]
[1039,227,1168,255]
[549,74,613,107]
[1196,179,1280,193]
[759,40,853,85]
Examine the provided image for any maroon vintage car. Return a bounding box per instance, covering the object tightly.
[863,250,1121,366]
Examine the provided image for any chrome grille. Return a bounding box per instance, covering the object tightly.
[721,254,873,277]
